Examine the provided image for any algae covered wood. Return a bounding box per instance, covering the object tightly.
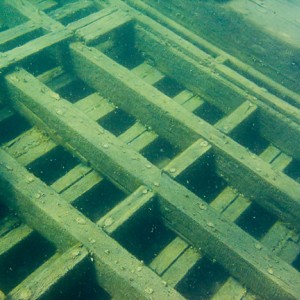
[69,42,300,231]
[4,68,300,300]
[0,149,183,300]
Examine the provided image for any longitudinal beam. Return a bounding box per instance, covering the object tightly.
[4,68,300,300]
[69,43,300,231]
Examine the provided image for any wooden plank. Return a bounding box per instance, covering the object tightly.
[97,186,154,234]
[7,0,63,31]
[161,246,201,287]
[0,225,33,257]
[179,95,204,112]
[0,150,183,300]
[163,138,212,178]
[5,68,300,300]
[49,1,94,22]
[3,128,56,166]
[132,62,164,85]
[59,170,103,204]
[215,100,258,134]
[69,43,300,230]
[0,29,72,70]
[67,7,118,32]
[50,163,92,194]
[0,20,40,50]
[29,0,57,11]
[76,10,133,44]
[75,93,115,121]
[37,66,76,91]
[212,277,246,300]
[149,237,189,276]
[7,245,88,300]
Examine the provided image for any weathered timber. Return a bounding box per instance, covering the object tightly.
[133,25,300,160]
[69,43,300,230]
[4,68,300,300]
[6,245,88,300]
[121,0,300,108]
[0,149,183,300]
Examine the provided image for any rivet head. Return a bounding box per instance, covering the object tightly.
[145,287,153,295]
[76,217,86,225]
[199,203,207,210]
[169,167,177,173]
[200,140,209,147]
[255,243,262,250]
[104,217,114,227]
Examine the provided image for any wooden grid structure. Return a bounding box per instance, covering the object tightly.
[0,0,300,299]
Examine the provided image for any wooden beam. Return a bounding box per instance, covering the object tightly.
[4,68,300,299]
[69,43,300,230]
[0,149,183,300]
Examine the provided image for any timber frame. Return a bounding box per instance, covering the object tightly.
[0,1,299,299]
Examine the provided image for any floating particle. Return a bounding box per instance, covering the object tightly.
[145,287,153,295]
[104,217,114,227]
[200,140,209,147]
[76,217,86,225]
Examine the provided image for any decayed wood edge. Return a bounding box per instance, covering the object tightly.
[4,69,300,299]
[68,43,300,231]
[0,29,72,70]
[0,20,41,50]
[118,0,300,110]
[0,149,183,300]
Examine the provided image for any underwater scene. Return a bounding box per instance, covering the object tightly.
[0,0,300,299]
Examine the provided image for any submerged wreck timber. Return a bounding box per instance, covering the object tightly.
[0,0,299,299]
